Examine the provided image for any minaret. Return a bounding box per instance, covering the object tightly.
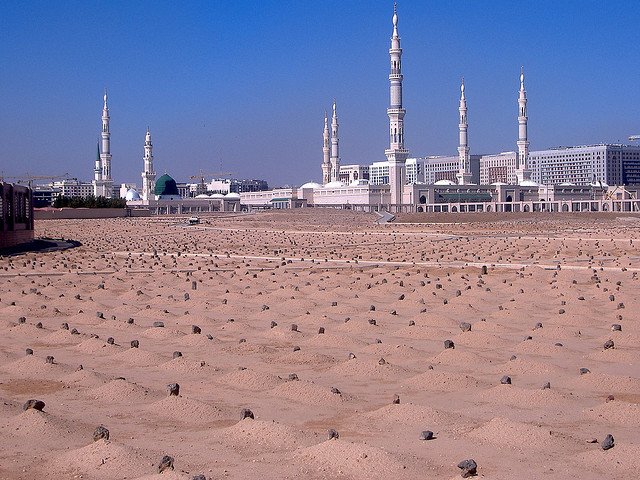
[456,78,472,185]
[94,142,102,182]
[322,111,331,185]
[330,101,340,182]
[385,3,409,209]
[141,127,156,202]
[515,67,532,184]
[100,90,113,197]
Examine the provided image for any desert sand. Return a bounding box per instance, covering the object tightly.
[0,210,639,479]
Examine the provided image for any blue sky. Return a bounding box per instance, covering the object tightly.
[1,1,638,187]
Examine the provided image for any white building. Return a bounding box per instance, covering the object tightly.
[93,91,113,198]
[52,179,95,198]
[339,164,370,184]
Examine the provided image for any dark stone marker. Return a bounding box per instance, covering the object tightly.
[93,425,110,442]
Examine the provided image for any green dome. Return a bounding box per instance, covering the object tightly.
[154,174,179,196]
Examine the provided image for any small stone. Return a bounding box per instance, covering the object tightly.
[45,356,54,364]
[290,324,298,332]
[318,327,325,334]
[558,309,565,314]
[524,335,533,341]
[375,338,382,344]
[93,425,110,442]
[25,348,33,356]
[369,305,375,311]
[270,321,277,329]
[580,367,591,375]
[23,399,45,411]
[327,428,339,440]
[192,476,207,480]
[173,351,182,359]
[392,394,400,404]
[167,383,180,396]
[534,322,543,330]
[555,342,563,347]
[611,324,622,332]
[459,322,471,332]
[191,281,197,290]
[330,387,341,395]
[61,322,69,330]
[542,382,551,389]
[331,301,338,306]
[293,346,300,352]
[131,340,139,348]
[184,293,190,301]
[587,438,598,443]
[96,311,104,319]
[35,322,43,329]
[158,455,174,473]
[71,328,79,335]
[288,373,299,381]
[606,395,615,402]
[107,337,115,345]
[378,357,387,365]
[239,338,246,343]
[153,321,164,328]
[206,334,213,340]
[241,408,254,420]
[127,318,134,324]
[510,355,517,361]
[444,339,455,349]
[368,319,377,326]
[419,430,434,440]
[191,325,201,334]
[408,320,415,326]
[601,434,615,450]
[457,459,477,478]
[500,375,512,385]
[603,339,615,350]
[348,352,356,360]
[18,317,26,324]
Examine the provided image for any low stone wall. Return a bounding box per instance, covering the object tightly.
[35,208,151,220]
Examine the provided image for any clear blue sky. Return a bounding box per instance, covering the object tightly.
[1,1,638,187]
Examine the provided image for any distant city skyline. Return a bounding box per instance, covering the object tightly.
[1,1,638,186]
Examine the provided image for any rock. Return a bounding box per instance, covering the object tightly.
[378,358,387,365]
[173,351,183,359]
[603,339,615,350]
[288,373,299,381]
[369,305,376,311]
[35,322,43,329]
[587,438,598,443]
[270,321,277,329]
[96,312,104,319]
[580,367,591,375]
[611,324,622,331]
[348,352,356,360]
[293,346,300,352]
[290,324,298,332]
[93,425,110,442]
[184,293,190,301]
[127,318,134,324]
[158,455,174,473]
[191,281,197,290]
[192,476,207,480]
[392,394,400,404]
[23,399,45,411]
[555,342,563,347]
[444,340,455,350]
[191,325,201,334]
[457,459,477,478]
[601,434,615,450]
[330,387,341,395]
[542,382,551,390]
[459,322,471,332]
[500,375,512,385]
[368,319,377,326]
[606,395,615,402]
[18,317,26,324]
[241,408,254,420]
[318,327,325,334]
[408,320,415,326]
[45,356,55,364]
[167,383,180,396]
[327,428,339,440]
[61,322,69,330]
[558,309,565,314]
[153,321,164,328]
[25,348,33,356]
[107,337,115,345]
[534,322,543,330]
[206,334,213,340]
[510,355,517,361]
[131,340,139,348]
[71,328,79,335]
[419,430,434,440]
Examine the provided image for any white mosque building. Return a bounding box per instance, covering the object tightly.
[240,4,640,214]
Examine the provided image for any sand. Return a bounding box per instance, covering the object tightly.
[0,210,639,479]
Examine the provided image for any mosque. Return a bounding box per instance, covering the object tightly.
[241,5,640,214]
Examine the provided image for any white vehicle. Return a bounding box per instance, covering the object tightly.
[188,216,200,225]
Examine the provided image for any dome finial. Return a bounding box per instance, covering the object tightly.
[520,66,525,89]
[392,2,398,35]
[103,88,108,106]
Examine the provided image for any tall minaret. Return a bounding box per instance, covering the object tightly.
[515,67,532,184]
[330,101,340,182]
[385,3,409,209]
[322,111,331,185]
[141,127,156,202]
[456,78,472,185]
[100,90,113,197]
[94,142,102,182]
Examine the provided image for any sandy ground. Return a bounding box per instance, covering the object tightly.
[0,209,639,479]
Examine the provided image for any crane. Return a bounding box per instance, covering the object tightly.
[0,173,76,187]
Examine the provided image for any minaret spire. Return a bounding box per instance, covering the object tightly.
[515,66,532,185]
[330,100,340,183]
[141,127,156,202]
[385,3,409,209]
[322,110,331,185]
[456,77,472,185]
[94,141,101,182]
[100,89,113,196]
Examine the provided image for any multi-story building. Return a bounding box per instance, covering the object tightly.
[423,155,481,184]
[338,164,370,184]
[51,179,95,198]
[480,145,640,186]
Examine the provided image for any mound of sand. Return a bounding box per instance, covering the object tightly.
[87,378,158,404]
[219,418,315,451]
[403,369,482,392]
[329,358,412,380]
[467,417,578,451]
[215,369,285,391]
[583,401,640,427]
[267,380,351,406]
[145,395,229,424]
[111,347,165,366]
[474,385,570,408]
